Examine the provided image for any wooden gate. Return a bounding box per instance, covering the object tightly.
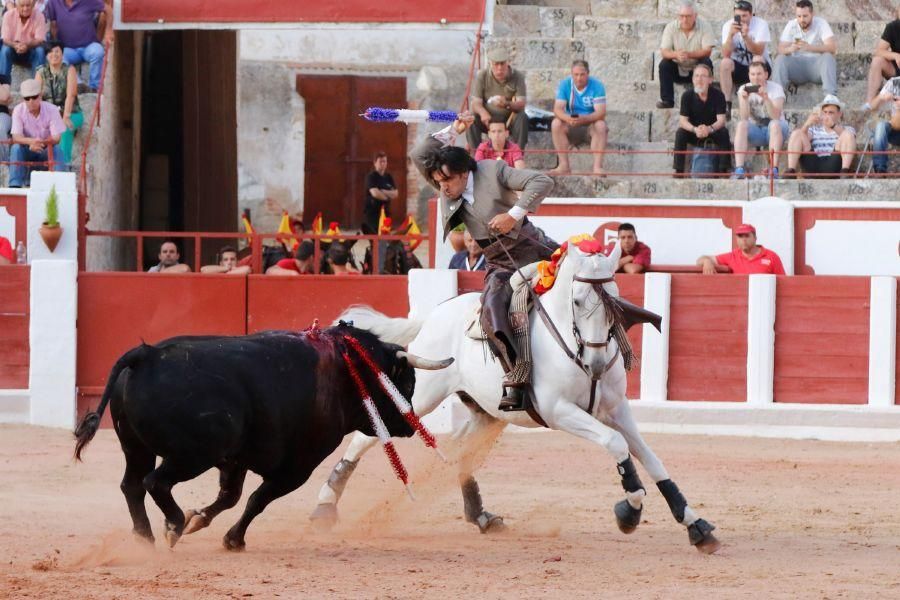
[297,75,407,229]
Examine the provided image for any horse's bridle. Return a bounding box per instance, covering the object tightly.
[571,275,616,357]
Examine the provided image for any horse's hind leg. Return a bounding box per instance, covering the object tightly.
[455,393,507,533]
[183,463,248,535]
[603,397,721,554]
[309,432,378,530]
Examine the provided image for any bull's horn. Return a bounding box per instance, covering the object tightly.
[397,351,454,370]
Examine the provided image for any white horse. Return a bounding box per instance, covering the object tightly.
[310,240,720,553]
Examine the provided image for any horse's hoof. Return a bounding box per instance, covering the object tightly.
[309,503,338,532]
[687,518,720,554]
[614,499,642,534]
[222,536,246,552]
[695,532,721,554]
[183,509,209,535]
[475,511,505,534]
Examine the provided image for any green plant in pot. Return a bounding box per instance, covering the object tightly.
[39,184,63,252]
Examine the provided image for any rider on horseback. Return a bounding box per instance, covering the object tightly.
[412,111,558,411]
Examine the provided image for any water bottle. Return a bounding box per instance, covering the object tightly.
[15,241,26,265]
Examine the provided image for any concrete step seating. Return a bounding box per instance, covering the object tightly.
[492,2,900,199]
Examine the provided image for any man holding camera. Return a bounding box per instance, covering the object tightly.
[468,47,529,151]
[772,0,837,98]
[733,61,788,179]
[867,76,900,174]
[719,1,771,117]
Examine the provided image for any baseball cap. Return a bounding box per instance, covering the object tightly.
[486,47,510,63]
[734,224,756,235]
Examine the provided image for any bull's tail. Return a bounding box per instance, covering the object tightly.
[74,344,149,460]
[336,305,423,346]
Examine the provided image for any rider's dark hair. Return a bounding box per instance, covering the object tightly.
[423,145,477,181]
[618,222,636,233]
[327,244,350,266]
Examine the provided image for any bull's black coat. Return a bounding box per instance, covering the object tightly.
[74,324,416,550]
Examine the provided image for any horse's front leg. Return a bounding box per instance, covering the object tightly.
[602,395,721,554]
[545,398,648,533]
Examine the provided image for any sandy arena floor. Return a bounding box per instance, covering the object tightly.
[1,424,898,599]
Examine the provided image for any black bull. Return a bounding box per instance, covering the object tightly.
[73,324,451,551]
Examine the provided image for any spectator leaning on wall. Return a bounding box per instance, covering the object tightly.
[266,240,315,276]
[147,239,191,273]
[696,223,786,275]
[605,223,651,274]
[200,245,251,275]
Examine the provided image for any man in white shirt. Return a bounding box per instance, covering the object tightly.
[719,0,771,116]
[772,0,837,97]
[733,61,789,179]
[867,76,900,174]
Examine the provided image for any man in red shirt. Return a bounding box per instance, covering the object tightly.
[697,223,785,274]
[0,235,13,264]
[605,222,651,273]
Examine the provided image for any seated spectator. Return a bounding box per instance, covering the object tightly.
[719,1,770,116]
[0,234,13,264]
[0,0,47,80]
[468,47,528,151]
[696,223,785,274]
[863,8,900,109]
[673,63,731,176]
[46,0,113,92]
[326,244,360,276]
[0,73,11,162]
[656,0,715,110]
[448,230,486,271]
[868,76,900,174]
[147,240,191,273]
[35,40,81,166]
[773,0,837,98]
[605,223,651,274]
[200,245,251,275]
[785,95,856,178]
[266,240,315,276]
[549,59,608,176]
[733,61,789,179]
[474,120,525,169]
[9,78,66,187]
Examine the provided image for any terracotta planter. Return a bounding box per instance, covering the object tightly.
[39,223,62,252]
[448,229,466,253]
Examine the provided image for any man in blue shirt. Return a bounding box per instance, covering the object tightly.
[549,60,609,176]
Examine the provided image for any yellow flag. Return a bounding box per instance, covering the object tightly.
[277,211,299,251]
[406,215,422,250]
[241,209,254,242]
[377,207,387,235]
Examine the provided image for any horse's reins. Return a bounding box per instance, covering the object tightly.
[487,228,621,416]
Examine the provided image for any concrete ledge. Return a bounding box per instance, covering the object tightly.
[0,390,30,424]
[630,400,900,442]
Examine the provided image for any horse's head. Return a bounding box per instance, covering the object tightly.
[557,240,622,379]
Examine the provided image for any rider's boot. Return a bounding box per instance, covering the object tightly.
[498,286,531,412]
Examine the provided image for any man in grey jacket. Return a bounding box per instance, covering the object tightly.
[413,112,558,411]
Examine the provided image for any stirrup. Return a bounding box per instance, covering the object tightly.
[498,386,526,411]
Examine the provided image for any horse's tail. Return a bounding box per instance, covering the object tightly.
[336,305,424,346]
[74,344,149,461]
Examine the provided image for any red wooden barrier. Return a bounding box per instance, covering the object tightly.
[774,276,870,405]
[246,275,410,333]
[0,266,29,389]
[668,274,748,402]
[76,273,248,424]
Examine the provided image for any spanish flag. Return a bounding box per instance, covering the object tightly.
[277,210,299,252]
[241,208,254,242]
[377,206,387,235]
[323,221,342,244]
[401,215,422,250]
[311,212,323,235]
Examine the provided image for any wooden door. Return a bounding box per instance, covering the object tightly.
[298,75,407,229]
